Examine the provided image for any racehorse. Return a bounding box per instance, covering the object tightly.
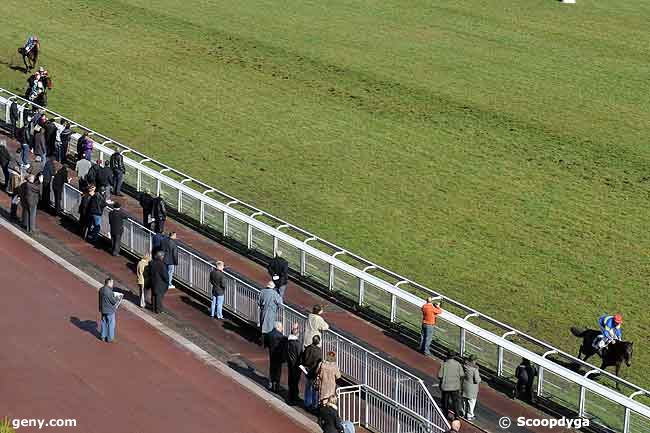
[571,326,633,383]
[18,43,39,72]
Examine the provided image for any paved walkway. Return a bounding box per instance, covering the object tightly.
[0,224,312,433]
[0,130,571,433]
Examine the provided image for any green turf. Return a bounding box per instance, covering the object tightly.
[2,0,650,392]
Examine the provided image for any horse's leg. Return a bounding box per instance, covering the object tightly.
[22,55,29,71]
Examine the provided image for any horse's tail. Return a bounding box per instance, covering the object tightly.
[571,326,587,337]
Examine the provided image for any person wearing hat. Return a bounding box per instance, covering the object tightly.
[594,313,623,355]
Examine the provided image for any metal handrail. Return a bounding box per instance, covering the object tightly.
[53,181,449,432]
[2,89,649,431]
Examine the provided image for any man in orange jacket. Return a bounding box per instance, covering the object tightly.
[420,297,443,355]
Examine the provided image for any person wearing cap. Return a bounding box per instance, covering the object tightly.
[258,281,283,347]
[594,313,623,355]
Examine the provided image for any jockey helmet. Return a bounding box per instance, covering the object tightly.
[33,35,39,41]
[614,314,623,325]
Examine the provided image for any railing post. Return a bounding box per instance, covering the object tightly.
[624,408,631,433]
[460,329,466,357]
[579,385,586,417]
[177,189,183,212]
[156,179,161,197]
[232,280,238,311]
[189,256,194,287]
[300,250,306,276]
[62,184,67,213]
[364,351,368,387]
[358,279,365,305]
[129,223,134,251]
[328,264,334,291]
[200,201,205,225]
[247,223,253,250]
[395,368,400,402]
[537,367,544,397]
[137,168,142,191]
[273,236,278,256]
[390,294,397,323]
[223,213,229,237]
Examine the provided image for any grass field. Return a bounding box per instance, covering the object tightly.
[2,0,650,388]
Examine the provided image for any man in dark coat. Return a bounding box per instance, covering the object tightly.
[108,202,127,256]
[161,232,179,289]
[19,174,41,233]
[300,335,323,411]
[152,195,167,233]
[151,231,165,255]
[138,191,155,230]
[109,151,126,196]
[78,189,92,237]
[59,121,72,162]
[95,160,114,204]
[148,251,169,314]
[39,155,55,210]
[98,277,120,343]
[209,261,226,319]
[44,118,57,157]
[286,323,303,405]
[86,185,107,243]
[514,359,538,402]
[52,163,70,215]
[267,322,287,393]
[267,251,289,298]
[0,141,11,191]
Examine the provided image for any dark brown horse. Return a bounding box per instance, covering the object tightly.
[571,327,633,384]
[18,43,39,72]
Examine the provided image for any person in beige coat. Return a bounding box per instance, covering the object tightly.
[317,351,341,404]
[136,254,151,308]
[462,355,481,420]
[303,304,329,348]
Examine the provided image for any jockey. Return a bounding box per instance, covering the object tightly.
[593,314,623,354]
[24,35,40,54]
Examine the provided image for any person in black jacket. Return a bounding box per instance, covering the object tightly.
[43,118,57,157]
[59,121,72,162]
[108,202,127,256]
[78,189,92,237]
[267,251,289,299]
[39,155,55,210]
[52,162,70,215]
[0,141,11,191]
[301,335,323,412]
[152,195,167,233]
[148,250,169,314]
[109,151,126,196]
[95,160,114,204]
[286,323,303,405]
[138,191,155,230]
[86,185,107,243]
[319,396,348,433]
[267,322,287,393]
[161,231,179,289]
[209,261,226,319]
[514,359,538,402]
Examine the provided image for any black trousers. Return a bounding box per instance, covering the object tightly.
[152,292,164,313]
[287,364,302,402]
[441,390,462,417]
[269,358,283,385]
[53,189,63,215]
[110,230,122,256]
[154,218,165,234]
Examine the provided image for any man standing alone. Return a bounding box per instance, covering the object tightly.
[210,261,226,320]
[267,251,289,298]
[98,277,120,343]
[161,232,179,289]
[420,297,442,355]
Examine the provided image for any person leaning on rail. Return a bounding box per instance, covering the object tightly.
[420,297,442,356]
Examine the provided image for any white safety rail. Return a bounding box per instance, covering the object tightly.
[1,88,649,433]
[55,181,449,433]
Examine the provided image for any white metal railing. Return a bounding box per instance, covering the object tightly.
[2,88,649,433]
[54,181,449,433]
